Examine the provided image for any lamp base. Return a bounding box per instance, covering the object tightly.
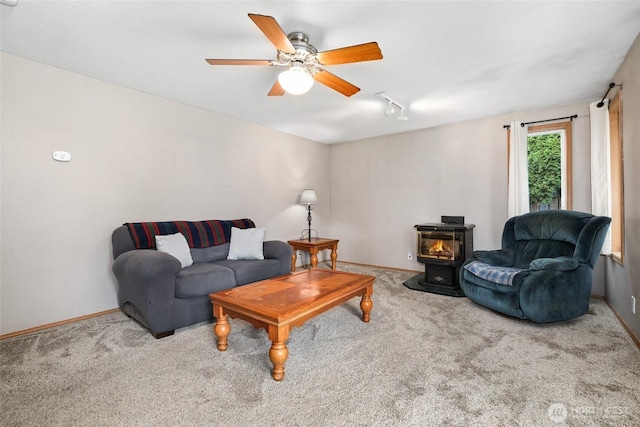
[300,229,318,240]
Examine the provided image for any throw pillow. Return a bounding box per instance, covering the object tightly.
[227,227,265,260]
[155,232,194,268]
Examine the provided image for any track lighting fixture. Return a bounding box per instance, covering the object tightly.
[376,92,408,122]
[384,101,395,117]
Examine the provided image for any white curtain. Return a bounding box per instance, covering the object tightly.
[559,129,568,210]
[508,121,530,217]
[589,100,612,254]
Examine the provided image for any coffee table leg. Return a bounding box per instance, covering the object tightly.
[360,285,373,322]
[268,325,290,381]
[213,308,230,351]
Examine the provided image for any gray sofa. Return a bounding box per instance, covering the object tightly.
[111,219,292,338]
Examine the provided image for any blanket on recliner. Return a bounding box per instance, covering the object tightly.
[463,261,525,286]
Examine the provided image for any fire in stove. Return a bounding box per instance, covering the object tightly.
[418,231,461,261]
[427,239,453,258]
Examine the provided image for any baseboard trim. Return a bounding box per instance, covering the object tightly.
[337,260,422,274]
[0,308,121,340]
[603,298,640,350]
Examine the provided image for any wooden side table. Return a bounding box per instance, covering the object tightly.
[287,238,339,271]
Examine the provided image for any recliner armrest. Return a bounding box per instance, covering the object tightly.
[471,249,515,267]
[528,256,579,271]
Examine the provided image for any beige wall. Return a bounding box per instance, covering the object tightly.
[606,33,640,339]
[329,101,593,268]
[0,53,330,335]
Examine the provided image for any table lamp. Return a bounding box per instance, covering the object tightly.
[299,189,318,242]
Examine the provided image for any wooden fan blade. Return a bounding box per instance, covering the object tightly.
[316,42,383,65]
[206,59,274,66]
[313,69,360,97]
[248,13,296,54]
[268,80,285,96]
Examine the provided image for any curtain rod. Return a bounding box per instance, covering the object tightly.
[503,114,578,129]
[597,82,618,108]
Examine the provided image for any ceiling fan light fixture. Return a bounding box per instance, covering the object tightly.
[278,63,314,95]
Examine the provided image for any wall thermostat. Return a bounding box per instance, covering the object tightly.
[52,151,72,162]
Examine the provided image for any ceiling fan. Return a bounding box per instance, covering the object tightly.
[205,13,383,97]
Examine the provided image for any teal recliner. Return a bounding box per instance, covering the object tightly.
[460,210,611,323]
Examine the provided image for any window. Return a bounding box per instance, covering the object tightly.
[609,91,624,264]
[527,122,573,211]
[507,121,573,212]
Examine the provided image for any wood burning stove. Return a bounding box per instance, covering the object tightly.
[403,216,475,297]
[417,230,462,261]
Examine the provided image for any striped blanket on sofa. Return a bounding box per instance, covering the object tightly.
[125,219,255,249]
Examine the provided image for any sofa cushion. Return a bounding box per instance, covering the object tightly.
[155,233,193,268]
[227,227,265,260]
[214,259,281,286]
[191,243,230,263]
[175,263,236,298]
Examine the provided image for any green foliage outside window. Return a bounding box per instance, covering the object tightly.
[528,133,561,208]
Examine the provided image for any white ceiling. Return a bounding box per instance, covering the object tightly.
[2,1,639,144]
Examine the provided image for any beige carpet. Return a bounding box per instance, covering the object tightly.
[1,263,639,426]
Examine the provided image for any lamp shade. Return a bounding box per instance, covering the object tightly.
[278,64,314,95]
[299,189,318,205]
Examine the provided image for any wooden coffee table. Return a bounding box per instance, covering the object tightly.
[209,269,374,381]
